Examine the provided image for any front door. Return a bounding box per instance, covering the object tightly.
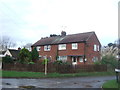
[72,57,77,65]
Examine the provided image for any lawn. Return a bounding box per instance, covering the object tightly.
[102,80,120,89]
[1,70,115,78]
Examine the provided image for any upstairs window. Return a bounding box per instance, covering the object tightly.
[36,46,41,51]
[94,44,97,51]
[44,45,51,51]
[59,44,66,50]
[72,43,78,49]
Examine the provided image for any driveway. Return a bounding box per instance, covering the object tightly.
[2,76,116,88]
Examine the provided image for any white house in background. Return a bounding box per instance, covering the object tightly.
[4,49,12,57]
[2,49,20,60]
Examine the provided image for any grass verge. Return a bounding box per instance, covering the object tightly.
[1,70,115,78]
[102,80,120,89]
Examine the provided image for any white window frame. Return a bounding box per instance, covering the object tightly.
[94,44,97,51]
[79,57,83,62]
[58,56,67,62]
[43,56,47,59]
[72,43,78,49]
[44,45,51,51]
[97,45,99,51]
[58,44,66,50]
[36,46,41,51]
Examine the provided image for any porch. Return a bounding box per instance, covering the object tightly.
[67,55,85,65]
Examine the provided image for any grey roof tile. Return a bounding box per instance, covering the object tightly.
[32,31,95,46]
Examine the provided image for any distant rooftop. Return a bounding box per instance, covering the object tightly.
[8,49,20,59]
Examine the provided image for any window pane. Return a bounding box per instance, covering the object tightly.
[94,45,97,51]
[72,43,78,49]
[44,45,51,51]
[97,45,99,51]
[59,44,66,50]
[37,46,41,51]
[79,57,83,62]
[58,56,67,61]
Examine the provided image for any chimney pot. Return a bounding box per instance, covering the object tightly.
[61,31,66,36]
[18,47,21,50]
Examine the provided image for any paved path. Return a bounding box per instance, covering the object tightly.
[2,76,116,88]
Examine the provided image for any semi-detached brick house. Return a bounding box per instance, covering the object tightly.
[32,31,101,65]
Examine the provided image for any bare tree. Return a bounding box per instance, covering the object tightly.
[23,43,32,51]
[101,39,120,58]
[0,36,16,51]
[101,46,118,57]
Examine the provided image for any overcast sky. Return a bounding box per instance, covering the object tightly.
[0,0,119,47]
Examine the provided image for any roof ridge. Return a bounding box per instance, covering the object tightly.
[41,31,95,39]
[32,31,97,46]
[8,49,18,51]
[86,32,95,41]
[67,31,95,36]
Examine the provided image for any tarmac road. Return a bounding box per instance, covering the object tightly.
[1,75,116,88]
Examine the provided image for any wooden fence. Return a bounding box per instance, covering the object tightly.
[2,63,107,73]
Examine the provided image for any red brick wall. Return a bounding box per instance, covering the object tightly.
[58,43,85,56]
[38,45,58,61]
[38,43,85,61]
[58,43,85,64]
[85,33,101,64]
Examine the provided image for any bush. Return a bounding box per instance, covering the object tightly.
[18,48,31,64]
[28,62,35,64]
[2,55,14,63]
[53,60,63,65]
[31,47,39,62]
[53,60,71,65]
[94,61,101,65]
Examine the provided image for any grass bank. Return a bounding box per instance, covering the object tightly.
[1,70,115,78]
[102,80,120,89]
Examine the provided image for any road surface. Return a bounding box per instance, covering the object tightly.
[1,76,116,88]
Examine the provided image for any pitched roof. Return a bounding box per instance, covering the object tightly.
[8,49,20,59]
[32,31,96,46]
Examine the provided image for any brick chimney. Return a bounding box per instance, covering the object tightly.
[61,31,66,36]
[18,47,21,51]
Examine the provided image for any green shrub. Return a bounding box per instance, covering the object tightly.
[53,60,71,65]
[2,56,14,63]
[31,47,39,62]
[53,60,63,65]
[18,48,31,64]
[94,61,101,65]
[28,62,35,64]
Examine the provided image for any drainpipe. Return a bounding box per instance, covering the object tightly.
[56,45,59,60]
[84,41,87,64]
